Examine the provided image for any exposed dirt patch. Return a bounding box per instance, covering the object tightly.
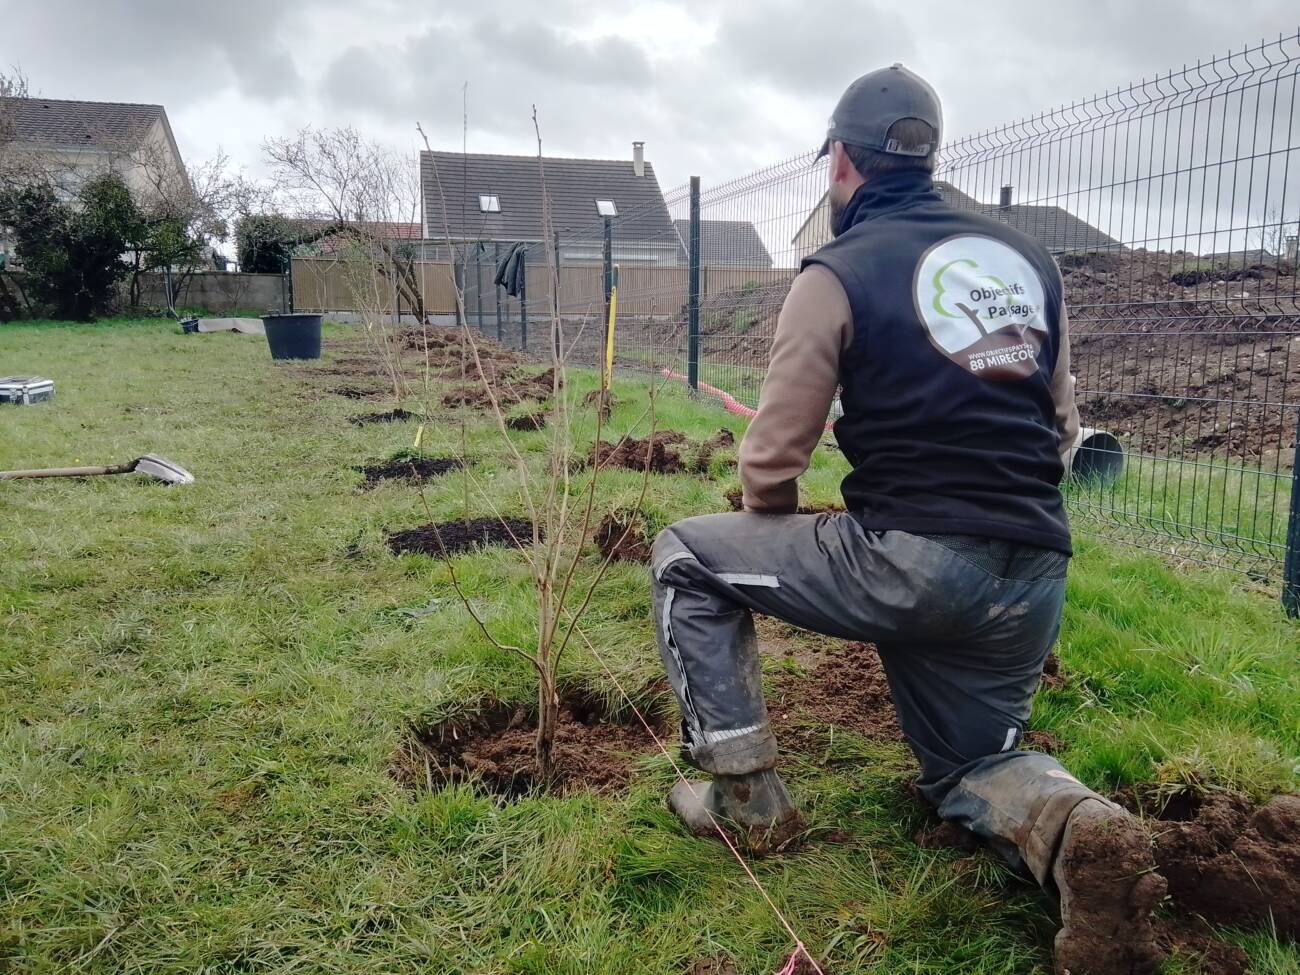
[1054,811,1169,975]
[724,488,845,514]
[350,408,419,426]
[684,961,737,975]
[1141,791,1300,938]
[769,640,901,752]
[914,819,981,853]
[591,430,689,473]
[593,512,652,563]
[506,410,548,431]
[331,383,387,399]
[442,367,557,410]
[1039,653,1066,689]
[393,690,665,798]
[386,516,535,557]
[1021,729,1062,754]
[357,456,461,487]
[690,428,736,473]
[1154,917,1249,975]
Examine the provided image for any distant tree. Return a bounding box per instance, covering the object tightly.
[0,173,141,320]
[235,214,299,273]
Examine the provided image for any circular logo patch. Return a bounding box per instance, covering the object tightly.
[913,234,1049,381]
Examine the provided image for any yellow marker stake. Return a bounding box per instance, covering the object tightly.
[603,264,619,392]
[413,424,425,450]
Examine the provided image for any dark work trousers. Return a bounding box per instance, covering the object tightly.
[651,511,1109,882]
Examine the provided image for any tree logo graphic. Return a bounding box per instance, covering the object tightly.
[913,235,1050,381]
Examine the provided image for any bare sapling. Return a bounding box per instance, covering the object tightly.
[413,109,661,783]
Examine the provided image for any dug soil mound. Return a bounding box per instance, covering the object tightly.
[593,512,652,563]
[1135,791,1300,938]
[769,640,900,752]
[1054,810,1170,975]
[357,456,461,487]
[591,430,689,473]
[394,690,665,797]
[506,410,548,431]
[690,428,736,473]
[442,367,556,410]
[724,487,846,514]
[331,383,387,399]
[350,408,419,425]
[387,516,535,557]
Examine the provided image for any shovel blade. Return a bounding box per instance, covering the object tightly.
[132,454,195,485]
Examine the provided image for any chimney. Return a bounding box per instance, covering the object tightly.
[999,185,1013,209]
[1286,234,1298,262]
[632,141,645,178]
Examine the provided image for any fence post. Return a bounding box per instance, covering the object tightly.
[474,244,485,332]
[494,241,503,343]
[552,229,562,362]
[687,175,701,392]
[453,251,466,327]
[1284,418,1300,617]
[603,216,613,312]
[519,259,528,352]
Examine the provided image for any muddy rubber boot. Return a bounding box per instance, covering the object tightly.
[668,770,803,854]
[1052,798,1168,975]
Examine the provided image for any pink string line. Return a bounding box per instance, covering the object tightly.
[572,625,825,975]
[657,369,835,431]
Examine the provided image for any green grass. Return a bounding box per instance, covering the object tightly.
[1,317,1297,974]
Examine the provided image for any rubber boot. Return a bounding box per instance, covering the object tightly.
[1051,798,1168,975]
[668,769,803,854]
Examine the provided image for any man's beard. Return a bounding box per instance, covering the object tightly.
[829,191,848,237]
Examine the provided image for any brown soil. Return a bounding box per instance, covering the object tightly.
[724,487,846,515]
[768,640,901,752]
[914,819,981,853]
[1141,791,1300,938]
[506,410,548,431]
[442,367,557,410]
[394,690,664,798]
[1153,917,1249,975]
[591,430,689,473]
[1039,653,1066,689]
[1054,809,1170,975]
[1021,729,1062,754]
[331,383,386,399]
[386,516,535,557]
[357,456,461,486]
[685,961,737,975]
[350,408,419,425]
[593,512,652,563]
[690,428,736,473]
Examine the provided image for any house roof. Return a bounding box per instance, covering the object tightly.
[0,96,165,153]
[283,218,423,241]
[420,151,678,247]
[793,181,1119,254]
[673,218,772,267]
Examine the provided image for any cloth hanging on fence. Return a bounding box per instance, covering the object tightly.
[493,242,528,298]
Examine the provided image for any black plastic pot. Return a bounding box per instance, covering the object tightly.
[261,314,322,360]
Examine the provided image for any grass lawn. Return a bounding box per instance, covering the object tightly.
[1,317,1297,974]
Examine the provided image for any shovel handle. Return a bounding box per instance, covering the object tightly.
[0,463,133,480]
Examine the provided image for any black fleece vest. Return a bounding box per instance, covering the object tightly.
[803,170,1071,553]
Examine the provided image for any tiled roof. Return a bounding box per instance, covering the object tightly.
[673,218,772,267]
[421,151,678,247]
[0,96,164,152]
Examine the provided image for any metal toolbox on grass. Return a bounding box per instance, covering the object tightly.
[0,377,55,404]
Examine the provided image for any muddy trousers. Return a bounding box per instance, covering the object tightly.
[651,512,1108,884]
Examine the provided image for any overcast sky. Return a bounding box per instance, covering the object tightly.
[2,0,1297,192]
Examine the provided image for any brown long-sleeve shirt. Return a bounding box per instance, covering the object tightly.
[738,266,1081,512]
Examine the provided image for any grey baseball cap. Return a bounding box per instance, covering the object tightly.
[816,63,942,160]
